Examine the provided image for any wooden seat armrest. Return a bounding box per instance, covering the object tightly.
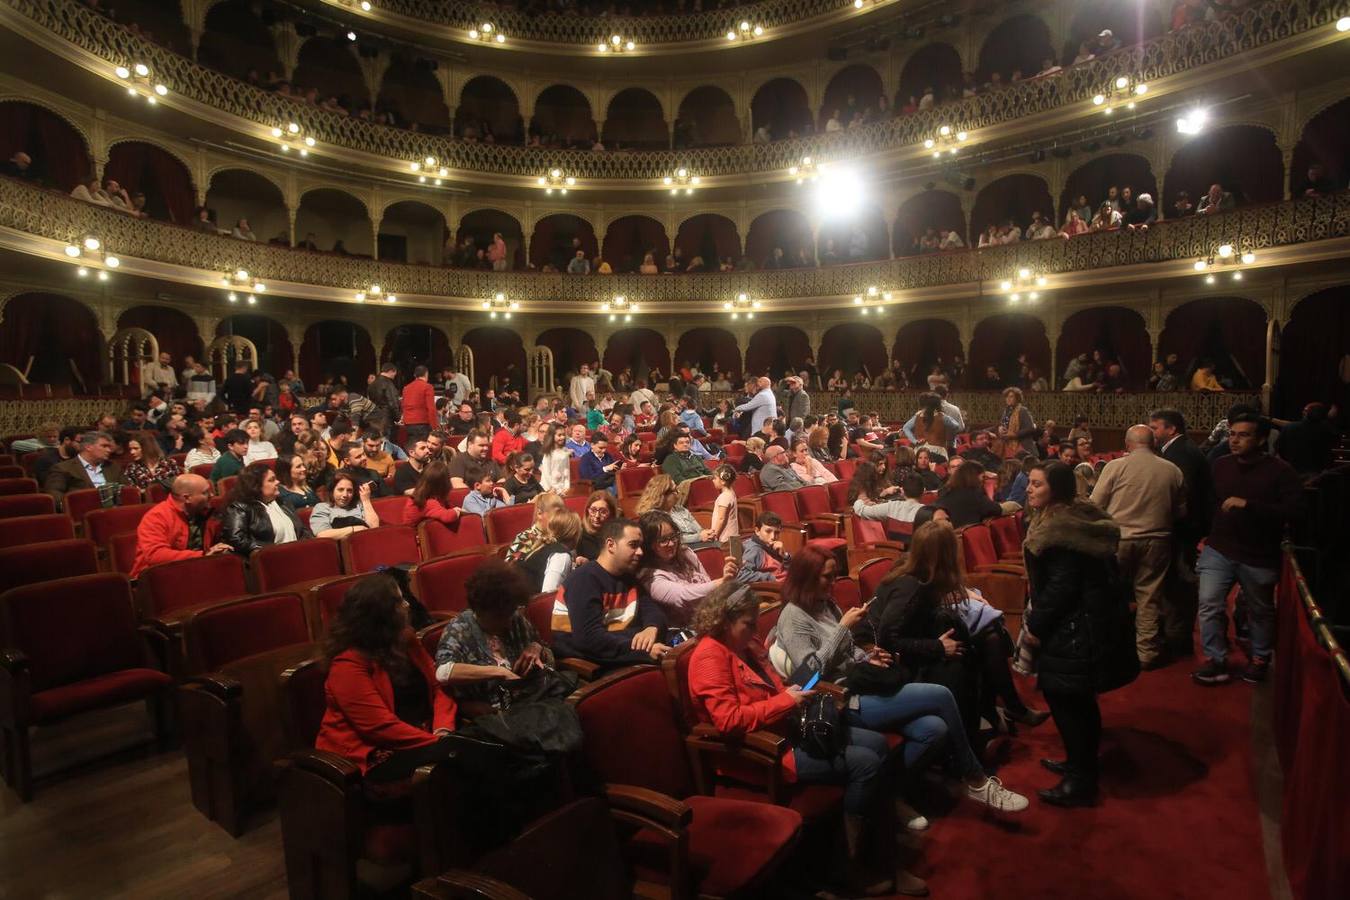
[604,784,692,831]
[748,581,782,598]
[814,682,847,699]
[688,723,788,761]
[414,872,530,900]
[181,672,243,702]
[810,512,847,524]
[283,748,363,786]
[971,563,1026,577]
[138,623,173,672]
[557,657,601,680]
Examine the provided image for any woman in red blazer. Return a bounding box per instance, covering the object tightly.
[317,574,457,783]
[686,583,902,897]
[402,461,461,528]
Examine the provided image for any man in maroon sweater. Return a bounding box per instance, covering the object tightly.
[1193,414,1303,686]
[400,365,439,442]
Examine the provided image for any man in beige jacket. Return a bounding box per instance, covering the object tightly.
[1091,425,1185,667]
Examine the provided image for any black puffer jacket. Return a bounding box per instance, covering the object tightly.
[1024,501,1138,696]
[220,500,313,557]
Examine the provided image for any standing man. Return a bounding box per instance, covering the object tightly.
[367,362,401,419]
[783,375,811,423]
[570,364,596,413]
[734,376,778,437]
[1090,426,1185,668]
[628,379,656,415]
[490,410,526,465]
[1192,415,1302,686]
[42,431,123,510]
[444,364,472,405]
[400,365,439,442]
[141,351,177,399]
[130,474,233,578]
[1149,408,1211,657]
[220,361,254,414]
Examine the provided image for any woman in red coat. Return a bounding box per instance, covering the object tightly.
[316,573,457,783]
[402,461,461,528]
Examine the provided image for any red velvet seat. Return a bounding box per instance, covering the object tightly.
[0,513,74,548]
[418,620,449,659]
[0,466,24,478]
[617,465,655,499]
[340,524,419,573]
[856,557,893,602]
[0,573,172,800]
[485,503,536,546]
[0,493,56,519]
[308,573,370,632]
[62,486,141,524]
[826,479,850,513]
[988,515,1025,560]
[0,539,99,592]
[252,539,343,593]
[370,495,405,525]
[563,494,588,515]
[684,476,719,508]
[573,667,801,897]
[84,503,154,556]
[832,575,862,611]
[835,459,857,482]
[190,463,214,480]
[137,553,249,622]
[796,485,845,539]
[416,515,485,558]
[0,477,38,496]
[757,602,783,642]
[960,524,1026,577]
[411,548,495,616]
[694,544,727,579]
[731,474,757,498]
[182,591,310,675]
[109,531,138,576]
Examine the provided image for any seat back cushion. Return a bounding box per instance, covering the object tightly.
[411,549,491,615]
[417,516,486,559]
[254,540,343,592]
[1,573,142,692]
[0,494,56,519]
[485,504,536,546]
[140,553,248,617]
[343,525,420,573]
[0,540,98,593]
[574,667,690,799]
[0,513,74,548]
[185,592,310,673]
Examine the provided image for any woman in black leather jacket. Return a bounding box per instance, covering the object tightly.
[220,461,312,557]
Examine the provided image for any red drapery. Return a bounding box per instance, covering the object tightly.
[0,293,101,388]
[533,86,595,144]
[1056,306,1151,389]
[819,324,888,380]
[602,329,669,379]
[1276,287,1350,416]
[819,66,884,129]
[968,313,1051,385]
[746,210,812,267]
[977,15,1054,82]
[117,306,203,366]
[536,328,599,382]
[455,77,523,143]
[750,79,811,140]
[674,328,740,381]
[675,215,741,265]
[462,327,526,390]
[1158,297,1265,391]
[0,102,91,192]
[601,89,667,150]
[897,43,963,106]
[104,141,195,225]
[601,216,670,273]
[745,326,810,378]
[1291,98,1350,197]
[381,324,451,376]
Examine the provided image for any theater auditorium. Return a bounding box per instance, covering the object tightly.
[0,0,1347,897]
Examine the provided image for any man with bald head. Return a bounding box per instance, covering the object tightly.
[130,473,232,578]
[733,375,778,437]
[1090,425,1186,667]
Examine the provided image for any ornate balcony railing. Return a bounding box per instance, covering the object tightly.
[2,178,1347,304]
[9,0,1345,181]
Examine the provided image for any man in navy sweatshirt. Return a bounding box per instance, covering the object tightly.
[1193,414,1303,687]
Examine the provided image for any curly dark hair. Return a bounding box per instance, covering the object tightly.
[465,558,532,620]
[847,460,886,505]
[322,573,410,673]
[228,461,276,504]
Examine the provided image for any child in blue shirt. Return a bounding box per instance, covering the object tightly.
[462,470,514,515]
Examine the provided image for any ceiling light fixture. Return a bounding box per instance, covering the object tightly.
[114,61,168,104]
[922,124,969,158]
[598,34,636,52]
[723,292,761,319]
[662,167,701,195]
[726,21,765,41]
[852,285,893,315]
[538,169,576,194]
[599,295,639,321]
[482,291,518,319]
[355,284,396,304]
[469,22,506,43]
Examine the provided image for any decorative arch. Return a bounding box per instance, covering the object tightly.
[530,213,598,271]
[893,319,962,384]
[205,334,257,382]
[117,305,203,366]
[0,100,92,191]
[675,214,741,267]
[299,320,376,389]
[601,215,670,273]
[968,313,1051,387]
[105,140,195,224]
[1061,0,1165,65]
[604,328,670,379]
[216,315,291,377]
[106,327,158,388]
[676,85,741,148]
[819,64,884,129]
[894,190,966,256]
[536,328,599,382]
[818,205,889,263]
[602,88,667,150]
[1059,154,1158,225]
[977,15,1055,83]
[1164,124,1283,211]
[380,199,448,265]
[1158,297,1266,391]
[1056,306,1150,390]
[293,36,368,109]
[819,323,887,380]
[897,43,963,108]
[296,187,374,257]
[1291,97,1350,197]
[970,173,1054,243]
[462,326,527,390]
[197,0,280,82]
[746,325,810,378]
[206,168,288,244]
[378,55,450,134]
[0,293,102,388]
[382,323,452,377]
[457,75,523,143]
[750,78,811,141]
[1279,286,1350,414]
[456,208,525,270]
[746,209,813,267]
[675,328,740,381]
[532,84,595,146]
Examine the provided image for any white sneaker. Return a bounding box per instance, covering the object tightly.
[904,814,930,832]
[966,776,1029,812]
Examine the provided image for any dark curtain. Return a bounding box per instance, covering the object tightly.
[1158,298,1266,390]
[970,175,1054,242]
[299,321,375,388]
[1291,98,1350,197]
[0,293,101,387]
[537,329,599,381]
[1056,307,1151,389]
[217,316,293,378]
[530,215,597,270]
[978,15,1054,81]
[463,327,527,390]
[894,191,967,256]
[894,320,962,383]
[678,88,741,147]
[675,328,741,380]
[819,65,884,129]
[198,0,282,82]
[105,142,195,224]
[1061,0,1163,64]
[602,90,667,150]
[746,210,812,266]
[897,44,963,107]
[820,325,887,381]
[745,327,810,378]
[1059,155,1158,224]
[1277,287,1350,416]
[117,306,203,365]
[533,86,595,144]
[969,314,1051,386]
[293,38,370,113]
[603,329,669,379]
[455,77,523,143]
[1164,126,1284,211]
[675,215,741,266]
[378,57,451,133]
[818,207,889,262]
[382,325,450,379]
[602,216,669,273]
[750,79,811,139]
[0,102,91,191]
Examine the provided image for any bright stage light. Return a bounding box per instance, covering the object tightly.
[813,165,864,220]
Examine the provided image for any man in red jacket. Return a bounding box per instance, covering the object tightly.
[130,473,232,578]
[400,365,439,442]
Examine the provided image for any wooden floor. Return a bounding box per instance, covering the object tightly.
[0,703,288,900]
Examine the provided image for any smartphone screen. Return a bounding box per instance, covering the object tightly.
[802,671,821,691]
[729,534,743,563]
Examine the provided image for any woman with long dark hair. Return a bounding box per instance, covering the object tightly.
[310,470,381,538]
[575,489,617,561]
[1022,461,1137,806]
[403,460,461,526]
[934,461,1002,528]
[220,462,312,556]
[636,510,738,625]
[275,450,320,509]
[998,387,1038,457]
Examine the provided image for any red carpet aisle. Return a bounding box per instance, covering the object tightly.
[911,662,1270,900]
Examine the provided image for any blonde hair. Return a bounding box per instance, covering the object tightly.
[546,509,582,547]
[745,436,766,453]
[636,473,680,515]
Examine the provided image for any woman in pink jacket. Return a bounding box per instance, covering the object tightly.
[635,511,738,625]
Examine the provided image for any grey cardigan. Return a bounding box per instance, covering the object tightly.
[771,600,868,682]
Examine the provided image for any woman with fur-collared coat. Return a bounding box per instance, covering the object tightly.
[1022,461,1138,808]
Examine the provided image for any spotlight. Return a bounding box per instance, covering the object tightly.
[813,165,864,220]
[1338,17,1350,32]
[1176,108,1209,135]
[1241,251,1255,264]
[346,31,356,41]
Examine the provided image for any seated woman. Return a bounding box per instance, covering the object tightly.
[635,474,703,544]
[243,419,277,463]
[435,560,553,722]
[403,461,461,527]
[704,464,740,545]
[806,426,834,464]
[850,464,925,525]
[994,458,1028,507]
[576,490,617,562]
[502,451,543,504]
[737,436,766,473]
[789,440,838,485]
[912,448,944,491]
[934,461,1002,528]
[618,434,645,467]
[517,509,582,593]
[275,451,320,509]
[317,574,456,785]
[686,582,901,897]
[505,491,567,562]
[220,462,312,556]
[124,431,181,490]
[637,511,739,626]
[183,426,220,469]
[872,521,1048,745]
[310,471,381,538]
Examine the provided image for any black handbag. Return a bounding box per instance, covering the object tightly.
[844,660,906,695]
[793,691,849,760]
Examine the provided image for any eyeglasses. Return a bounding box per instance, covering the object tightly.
[656,534,680,546]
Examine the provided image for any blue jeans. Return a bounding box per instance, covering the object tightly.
[793,726,888,815]
[847,682,982,778]
[1196,544,1277,664]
